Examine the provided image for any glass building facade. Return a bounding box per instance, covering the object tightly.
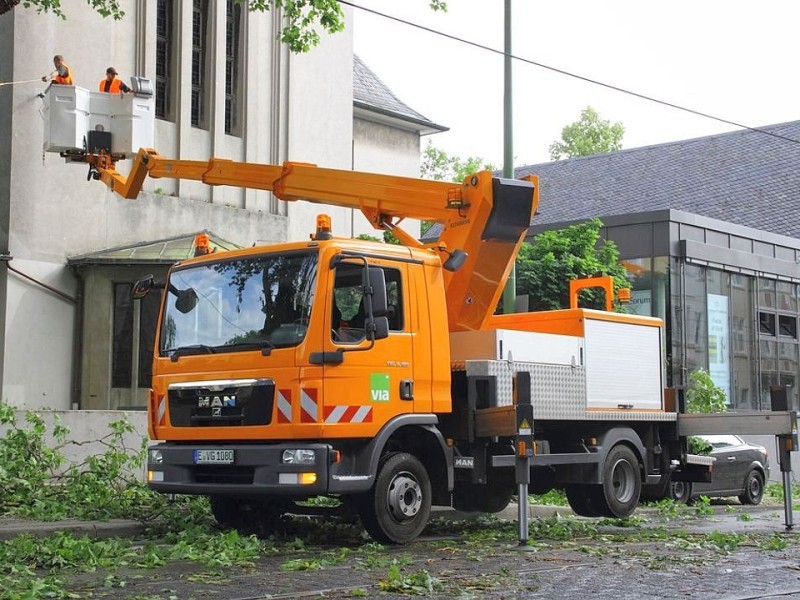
[529,210,800,414]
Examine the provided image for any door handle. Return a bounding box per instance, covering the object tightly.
[400,379,414,400]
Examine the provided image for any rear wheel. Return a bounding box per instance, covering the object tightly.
[358,452,432,544]
[738,469,765,505]
[594,445,641,518]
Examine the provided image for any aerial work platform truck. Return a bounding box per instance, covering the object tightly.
[44,86,798,544]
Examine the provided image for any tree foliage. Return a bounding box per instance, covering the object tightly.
[515,217,629,312]
[421,141,495,183]
[686,369,728,413]
[420,142,494,236]
[18,0,447,54]
[548,106,624,161]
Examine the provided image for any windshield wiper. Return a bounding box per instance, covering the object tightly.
[218,340,275,356]
[167,344,217,362]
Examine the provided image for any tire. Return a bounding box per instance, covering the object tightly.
[594,445,641,518]
[669,480,692,504]
[358,452,432,544]
[209,495,290,536]
[565,484,603,517]
[738,469,765,505]
[453,483,514,513]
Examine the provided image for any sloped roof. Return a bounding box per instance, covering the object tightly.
[67,231,240,266]
[353,55,447,135]
[515,121,800,238]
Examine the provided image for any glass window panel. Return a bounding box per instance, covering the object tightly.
[760,340,778,410]
[759,312,776,336]
[778,281,796,313]
[112,283,133,388]
[779,315,797,338]
[730,273,756,410]
[758,278,776,310]
[683,264,707,375]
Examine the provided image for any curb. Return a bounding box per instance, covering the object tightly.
[0,518,146,541]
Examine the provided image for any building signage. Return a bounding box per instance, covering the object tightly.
[707,294,731,403]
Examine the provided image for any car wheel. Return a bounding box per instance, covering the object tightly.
[738,469,765,505]
[670,480,692,504]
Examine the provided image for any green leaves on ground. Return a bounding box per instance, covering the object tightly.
[0,405,158,522]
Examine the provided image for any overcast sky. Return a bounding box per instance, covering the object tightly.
[351,1,800,168]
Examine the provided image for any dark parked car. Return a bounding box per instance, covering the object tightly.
[668,435,770,505]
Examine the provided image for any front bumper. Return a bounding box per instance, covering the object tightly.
[146,442,331,496]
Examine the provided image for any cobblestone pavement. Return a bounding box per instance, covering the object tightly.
[50,503,800,600]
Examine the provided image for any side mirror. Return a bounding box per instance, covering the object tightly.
[373,316,389,341]
[443,249,468,272]
[174,287,199,314]
[132,274,154,299]
[363,267,388,318]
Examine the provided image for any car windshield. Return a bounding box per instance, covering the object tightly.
[702,435,742,449]
[160,251,318,356]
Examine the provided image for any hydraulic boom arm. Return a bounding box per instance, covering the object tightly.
[88,148,539,331]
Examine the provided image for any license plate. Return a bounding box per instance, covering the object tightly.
[194,449,235,464]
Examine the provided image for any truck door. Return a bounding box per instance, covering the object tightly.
[320,260,416,434]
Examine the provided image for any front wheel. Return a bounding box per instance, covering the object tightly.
[738,469,765,505]
[358,452,432,544]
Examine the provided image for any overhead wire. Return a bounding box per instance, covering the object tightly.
[340,0,800,146]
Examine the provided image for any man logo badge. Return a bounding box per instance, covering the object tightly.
[454,457,474,469]
[198,395,237,411]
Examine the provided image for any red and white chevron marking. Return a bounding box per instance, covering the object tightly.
[323,405,373,424]
[300,388,318,423]
[156,396,167,426]
[277,389,292,423]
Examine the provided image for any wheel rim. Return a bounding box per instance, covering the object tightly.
[672,482,687,501]
[386,471,423,522]
[610,458,636,504]
[748,474,762,499]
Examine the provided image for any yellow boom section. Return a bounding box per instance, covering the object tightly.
[91,148,539,331]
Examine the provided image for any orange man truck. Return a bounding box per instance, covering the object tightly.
[79,148,796,543]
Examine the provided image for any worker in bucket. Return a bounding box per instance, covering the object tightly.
[98,67,131,94]
[41,55,73,85]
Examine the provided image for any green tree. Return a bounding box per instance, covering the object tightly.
[420,141,495,236]
[421,141,495,183]
[17,1,447,53]
[548,106,624,161]
[515,217,629,312]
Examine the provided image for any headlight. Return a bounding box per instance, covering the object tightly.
[149,449,163,464]
[282,449,316,465]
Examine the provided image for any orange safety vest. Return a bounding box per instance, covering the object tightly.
[55,63,73,86]
[99,78,125,93]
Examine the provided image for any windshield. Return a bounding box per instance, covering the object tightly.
[160,251,318,356]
